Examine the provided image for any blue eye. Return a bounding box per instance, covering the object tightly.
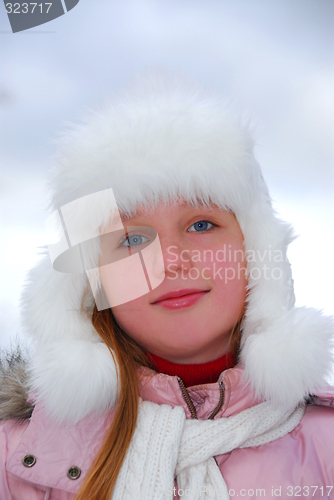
[188,221,214,232]
[119,234,150,247]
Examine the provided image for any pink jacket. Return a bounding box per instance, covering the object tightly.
[1,366,334,500]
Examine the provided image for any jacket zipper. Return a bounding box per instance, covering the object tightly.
[177,377,198,419]
[208,380,225,420]
[177,378,225,420]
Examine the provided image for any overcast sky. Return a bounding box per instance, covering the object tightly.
[1,0,333,352]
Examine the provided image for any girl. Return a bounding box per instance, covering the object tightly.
[1,72,334,500]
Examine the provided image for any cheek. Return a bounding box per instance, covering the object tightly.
[111,295,150,337]
[212,268,247,314]
[99,259,151,309]
[202,240,247,313]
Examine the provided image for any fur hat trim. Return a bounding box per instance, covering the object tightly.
[20,71,334,423]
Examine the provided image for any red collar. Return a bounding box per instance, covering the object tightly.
[145,352,235,387]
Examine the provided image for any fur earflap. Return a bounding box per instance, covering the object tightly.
[241,307,334,408]
[29,339,119,424]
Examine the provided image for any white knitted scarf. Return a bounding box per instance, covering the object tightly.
[112,399,305,500]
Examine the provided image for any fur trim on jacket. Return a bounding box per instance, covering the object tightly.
[0,351,33,421]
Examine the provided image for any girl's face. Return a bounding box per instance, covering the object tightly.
[100,199,247,364]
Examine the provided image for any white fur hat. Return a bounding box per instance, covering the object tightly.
[21,70,334,423]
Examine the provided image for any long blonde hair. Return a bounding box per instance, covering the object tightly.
[74,305,243,500]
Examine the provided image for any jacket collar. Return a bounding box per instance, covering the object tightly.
[139,365,263,419]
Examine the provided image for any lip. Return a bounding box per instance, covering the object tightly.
[151,288,210,310]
